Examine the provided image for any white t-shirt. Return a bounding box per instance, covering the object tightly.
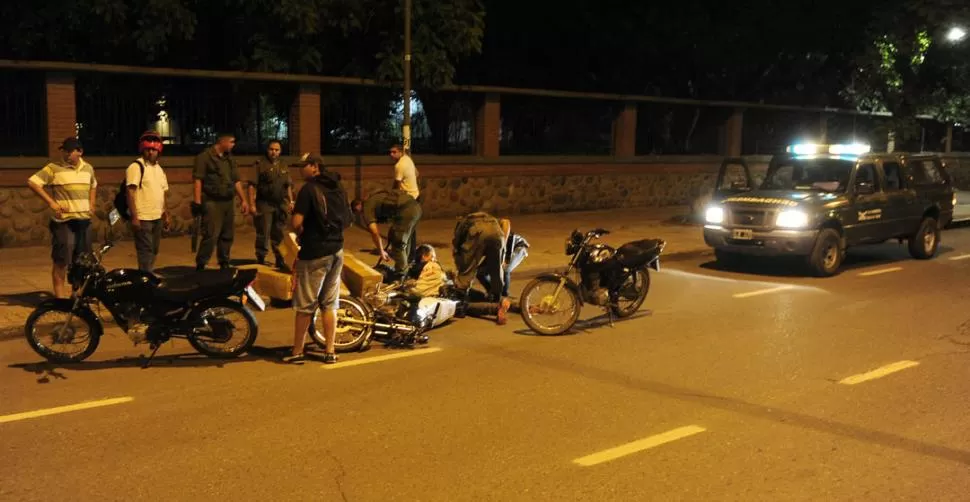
[126,159,169,221]
[394,155,420,200]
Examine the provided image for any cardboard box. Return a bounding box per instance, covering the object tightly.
[279,232,300,271]
[237,264,294,301]
[341,251,383,298]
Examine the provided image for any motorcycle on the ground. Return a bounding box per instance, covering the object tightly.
[308,260,457,352]
[24,210,262,366]
[519,228,664,335]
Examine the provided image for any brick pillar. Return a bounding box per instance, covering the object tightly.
[45,72,77,157]
[288,84,322,155]
[475,92,500,158]
[719,108,744,156]
[611,102,637,158]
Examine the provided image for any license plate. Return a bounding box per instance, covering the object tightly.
[732,229,754,240]
[649,258,661,271]
[244,285,266,311]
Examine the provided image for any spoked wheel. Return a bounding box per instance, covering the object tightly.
[611,268,650,318]
[310,295,372,353]
[518,277,582,335]
[187,300,258,358]
[24,304,101,363]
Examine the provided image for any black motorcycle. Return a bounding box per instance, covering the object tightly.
[24,241,261,366]
[519,228,664,335]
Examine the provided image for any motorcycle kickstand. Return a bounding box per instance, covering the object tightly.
[142,343,162,369]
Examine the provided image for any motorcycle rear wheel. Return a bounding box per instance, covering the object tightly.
[611,268,650,318]
[187,300,258,358]
[519,277,582,336]
[24,303,101,363]
[310,295,371,353]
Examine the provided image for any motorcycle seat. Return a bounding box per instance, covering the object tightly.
[615,239,665,268]
[156,269,245,302]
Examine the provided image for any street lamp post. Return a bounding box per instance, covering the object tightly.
[402,0,412,155]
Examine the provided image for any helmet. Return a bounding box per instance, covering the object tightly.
[138,130,163,154]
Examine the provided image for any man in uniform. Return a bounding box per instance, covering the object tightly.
[351,189,422,278]
[452,211,508,302]
[248,139,293,269]
[192,131,251,271]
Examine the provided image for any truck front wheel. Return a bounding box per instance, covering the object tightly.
[807,228,843,277]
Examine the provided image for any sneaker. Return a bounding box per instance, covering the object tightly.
[322,353,338,365]
[195,264,205,272]
[496,298,511,325]
[282,354,306,365]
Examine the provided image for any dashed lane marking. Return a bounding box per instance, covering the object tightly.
[0,397,134,424]
[572,425,707,466]
[732,285,795,298]
[858,267,903,277]
[321,347,443,370]
[838,361,920,385]
[948,254,970,261]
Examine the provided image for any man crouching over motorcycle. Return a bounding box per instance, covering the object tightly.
[451,212,512,325]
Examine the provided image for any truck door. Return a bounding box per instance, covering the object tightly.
[846,163,889,244]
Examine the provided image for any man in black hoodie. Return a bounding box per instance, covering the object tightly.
[283,154,350,365]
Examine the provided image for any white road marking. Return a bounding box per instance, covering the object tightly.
[732,285,795,298]
[321,347,443,369]
[573,425,707,466]
[0,397,134,424]
[858,267,903,277]
[948,254,970,261]
[839,361,920,385]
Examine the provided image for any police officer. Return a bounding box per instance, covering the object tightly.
[192,132,251,271]
[351,189,422,278]
[248,139,293,269]
[452,211,507,302]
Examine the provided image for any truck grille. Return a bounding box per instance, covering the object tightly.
[730,210,768,227]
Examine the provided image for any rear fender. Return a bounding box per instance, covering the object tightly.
[534,272,584,306]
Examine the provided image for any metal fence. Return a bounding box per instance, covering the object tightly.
[0,71,46,156]
[1,63,967,157]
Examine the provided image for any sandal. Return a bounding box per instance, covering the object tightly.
[322,353,338,365]
[282,354,306,365]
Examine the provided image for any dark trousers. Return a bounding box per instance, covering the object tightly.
[133,219,164,273]
[388,199,422,275]
[408,195,422,260]
[196,199,235,268]
[478,245,527,298]
[254,202,286,265]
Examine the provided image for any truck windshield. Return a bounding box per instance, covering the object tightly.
[760,158,855,192]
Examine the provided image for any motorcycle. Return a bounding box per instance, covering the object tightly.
[308,259,457,352]
[24,212,262,366]
[519,228,664,335]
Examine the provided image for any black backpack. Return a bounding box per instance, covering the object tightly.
[113,159,145,221]
[309,171,352,233]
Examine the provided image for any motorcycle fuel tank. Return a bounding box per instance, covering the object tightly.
[101,268,160,304]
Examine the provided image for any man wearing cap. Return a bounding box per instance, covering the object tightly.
[248,139,293,269]
[192,132,251,271]
[350,188,422,278]
[27,137,98,298]
[126,131,170,273]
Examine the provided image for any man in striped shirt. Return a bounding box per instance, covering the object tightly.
[27,137,98,298]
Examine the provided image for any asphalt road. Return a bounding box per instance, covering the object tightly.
[2,225,970,501]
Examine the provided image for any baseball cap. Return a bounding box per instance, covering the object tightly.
[59,137,83,151]
[299,152,325,167]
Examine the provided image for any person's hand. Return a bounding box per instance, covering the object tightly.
[190,202,204,217]
[379,249,391,263]
[288,201,295,213]
[240,202,251,216]
[290,260,298,292]
[131,218,141,230]
[162,212,172,231]
[49,201,68,219]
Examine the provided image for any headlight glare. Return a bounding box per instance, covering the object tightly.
[705,206,724,224]
[776,210,810,228]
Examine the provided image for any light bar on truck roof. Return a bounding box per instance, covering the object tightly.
[786,143,871,156]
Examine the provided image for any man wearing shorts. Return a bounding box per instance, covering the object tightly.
[27,137,98,298]
[284,154,348,365]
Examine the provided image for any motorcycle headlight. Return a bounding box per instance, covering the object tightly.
[705,206,725,224]
[776,210,810,228]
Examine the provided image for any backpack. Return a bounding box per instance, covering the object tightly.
[113,159,145,221]
[308,171,352,234]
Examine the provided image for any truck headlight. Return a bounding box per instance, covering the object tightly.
[705,206,724,224]
[776,210,809,228]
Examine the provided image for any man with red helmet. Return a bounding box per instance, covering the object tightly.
[126,130,170,272]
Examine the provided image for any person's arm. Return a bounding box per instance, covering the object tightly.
[27,167,65,218]
[393,161,404,190]
[87,166,98,218]
[230,158,250,215]
[192,154,206,206]
[125,163,140,227]
[291,212,305,235]
[367,223,391,262]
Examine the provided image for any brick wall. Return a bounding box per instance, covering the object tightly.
[44,73,76,157]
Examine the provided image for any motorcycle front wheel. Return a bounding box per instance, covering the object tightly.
[611,268,650,318]
[519,277,582,336]
[24,303,101,363]
[187,299,258,358]
[310,295,372,353]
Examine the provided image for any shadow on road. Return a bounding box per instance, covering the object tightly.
[698,244,958,278]
[7,344,303,384]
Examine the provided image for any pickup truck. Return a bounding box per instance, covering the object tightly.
[703,144,956,276]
